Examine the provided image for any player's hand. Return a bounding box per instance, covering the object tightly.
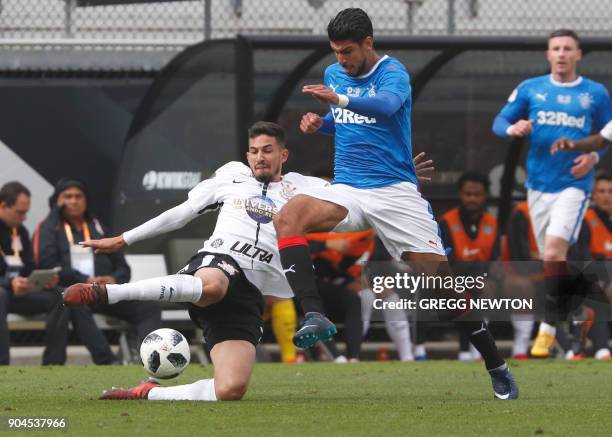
[508,119,534,137]
[300,112,323,134]
[325,238,351,253]
[570,153,597,178]
[302,84,340,105]
[11,276,33,296]
[44,274,59,289]
[413,151,434,182]
[550,137,575,155]
[80,235,125,254]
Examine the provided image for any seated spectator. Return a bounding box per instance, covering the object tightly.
[34,178,161,349]
[0,181,115,365]
[576,172,611,360]
[439,171,499,361]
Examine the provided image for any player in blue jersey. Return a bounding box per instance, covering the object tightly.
[275,8,518,400]
[492,29,612,358]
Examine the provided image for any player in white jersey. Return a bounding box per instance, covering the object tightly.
[61,121,432,401]
[62,122,323,401]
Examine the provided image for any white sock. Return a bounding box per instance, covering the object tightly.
[511,314,534,357]
[382,293,414,361]
[538,322,556,337]
[148,378,217,401]
[359,288,375,336]
[106,275,202,304]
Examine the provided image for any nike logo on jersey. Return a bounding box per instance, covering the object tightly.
[494,391,511,400]
[233,179,246,184]
[331,107,377,125]
[283,264,296,275]
[536,111,585,128]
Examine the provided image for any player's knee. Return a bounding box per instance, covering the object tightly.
[215,380,248,401]
[203,276,227,304]
[273,210,300,237]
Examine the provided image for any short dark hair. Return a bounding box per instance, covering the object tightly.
[248,121,286,148]
[327,8,373,43]
[548,29,580,48]
[595,171,612,184]
[457,171,490,192]
[0,181,31,207]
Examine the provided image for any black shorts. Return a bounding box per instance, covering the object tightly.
[179,251,264,350]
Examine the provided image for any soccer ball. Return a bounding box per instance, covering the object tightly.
[140,328,191,379]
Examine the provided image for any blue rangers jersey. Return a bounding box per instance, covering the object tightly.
[499,74,612,193]
[324,55,417,188]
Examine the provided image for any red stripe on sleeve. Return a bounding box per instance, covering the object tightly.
[278,235,308,251]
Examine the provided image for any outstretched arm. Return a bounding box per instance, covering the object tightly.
[551,134,608,154]
[81,201,198,253]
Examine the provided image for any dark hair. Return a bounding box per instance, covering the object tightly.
[595,171,612,184]
[548,29,580,48]
[0,181,31,207]
[48,177,88,208]
[327,8,373,43]
[248,121,286,148]
[457,171,490,192]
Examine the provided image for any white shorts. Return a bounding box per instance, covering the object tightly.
[527,187,589,253]
[300,182,445,260]
[242,268,293,300]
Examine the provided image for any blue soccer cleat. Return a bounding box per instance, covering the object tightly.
[489,365,519,400]
[293,312,337,348]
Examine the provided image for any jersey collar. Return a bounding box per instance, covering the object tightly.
[549,74,583,88]
[355,54,389,79]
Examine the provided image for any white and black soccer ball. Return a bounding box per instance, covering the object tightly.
[140,328,191,379]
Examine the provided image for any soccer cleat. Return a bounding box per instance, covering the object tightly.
[489,366,519,400]
[292,312,337,349]
[62,282,108,306]
[99,379,160,400]
[530,331,555,358]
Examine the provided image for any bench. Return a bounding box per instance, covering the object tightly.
[7,254,208,365]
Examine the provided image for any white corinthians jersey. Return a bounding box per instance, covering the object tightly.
[187,161,328,298]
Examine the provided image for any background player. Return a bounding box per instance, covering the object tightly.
[274,8,518,400]
[492,29,612,357]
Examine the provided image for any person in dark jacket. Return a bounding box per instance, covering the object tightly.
[0,181,116,365]
[34,178,161,346]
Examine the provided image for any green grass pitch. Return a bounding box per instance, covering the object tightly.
[1,360,610,436]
